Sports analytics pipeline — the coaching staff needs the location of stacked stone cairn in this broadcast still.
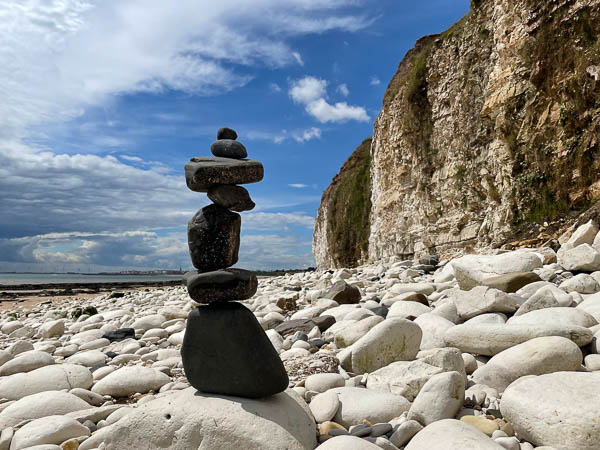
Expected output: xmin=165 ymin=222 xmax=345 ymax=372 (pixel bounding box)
xmin=181 ymin=127 xmax=289 ymax=398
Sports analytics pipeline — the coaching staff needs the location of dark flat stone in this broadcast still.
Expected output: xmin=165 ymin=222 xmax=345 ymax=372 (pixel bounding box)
xmin=184 ymin=269 xmax=257 ymax=304
xmin=312 ymin=315 xmax=336 ymax=332
xmin=217 ymin=127 xmax=237 ymax=140
xmin=211 ymin=140 xmax=247 ymax=159
xmin=274 ymin=319 xmax=317 ymax=337
xmin=185 ymin=157 xmax=264 ymax=192
xmin=324 ymin=280 xmax=361 ymax=304
xmin=188 ymin=204 xmax=240 ymax=272
xmin=181 ymin=302 xmax=289 ymax=398
xmin=482 ymin=272 xmax=542 ymax=293
xmin=102 ymin=328 xmax=135 ymax=342
xmin=207 ymin=185 xmax=255 ymax=212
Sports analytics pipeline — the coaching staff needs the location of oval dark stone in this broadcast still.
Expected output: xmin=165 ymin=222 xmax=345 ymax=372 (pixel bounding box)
xmin=217 ymin=127 xmax=237 ymax=140
xmin=181 ymin=302 xmax=289 ymax=398
xmin=184 ymin=269 xmax=257 ymax=304
xmin=207 ymin=184 xmax=255 ymax=212
xmin=211 ymin=140 xmax=247 ymax=159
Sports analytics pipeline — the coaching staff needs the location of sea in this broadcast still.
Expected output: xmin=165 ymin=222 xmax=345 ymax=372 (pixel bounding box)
xmin=0 ymin=273 xmax=182 ymax=286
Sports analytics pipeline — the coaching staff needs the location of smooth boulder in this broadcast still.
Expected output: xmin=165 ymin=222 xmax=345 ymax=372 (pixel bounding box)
xmin=184 ymin=269 xmax=258 ymax=304
xmin=405 ymin=419 xmax=504 ymax=449
xmin=210 ymin=139 xmax=247 ymax=159
xmin=207 ymin=184 xmax=255 ymax=212
xmin=79 ymin=387 xmax=316 ymax=450
xmin=501 ymin=372 xmax=600 ymax=450
xmin=10 ymin=415 xmax=90 ymax=450
xmin=185 ymin=157 xmax=264 ymax=192
xmin=91 ymin=366 xmax=170 ymax=397
xmin=330 ymin=387 xmax=410 ymax=428
xmin=407 ymin=371 xmax=465 ymax=426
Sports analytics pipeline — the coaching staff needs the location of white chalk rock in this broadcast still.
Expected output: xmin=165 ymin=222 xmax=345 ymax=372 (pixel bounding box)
xmin=91 ymin=366 xmax=170 ymax=397
xmin=0 ymin=351 xmax=54 ymax=376
xmin=9 ymin=415 xmax=90 ymax=449
xmin=331 ymin=387 xmax=410 ymax=428
xmin=414 ymin=313 xmax=455 ymax=350
xmin=507 ymin=307 xmax=597 ymax=328
xmin=407 ymin=371 xmax=465 ymax=426
xmin=405 ymin=419 xmax=504 ymax=449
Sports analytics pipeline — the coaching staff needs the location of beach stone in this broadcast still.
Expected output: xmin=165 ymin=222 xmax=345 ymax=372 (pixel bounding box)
xmin=38 ymin=320 xmax=64 ymax=338
xmin=577 ymin=293 xmax=600 ymax=322
xmin=389 ymin=420 xmax=423 ymax=447
xmin=324 ymin=281 xmax=361 ymax=304
xmin=330 ymin=387 xmax=410 ymax=428
xmin=79 ymin=387 xmax=316 ymax=450
xmin=568 ymin=220 xmax=599 ymax=246
xmin=481 ymin=272 xmax=542 ymax=293
xmin=217 ymin=127 xmax=237 ymax=140
xmin=10 ymin=415 xmax=89 ymax=449
xmin=445 ymin=287 xmax=520 ymax=320
xmin=414 ymin=313 xmax=455 ymax=350
xmin=130 ymin=314 xmax=167 ymax=331
xmin=558 ymin=244 xmax=600 ymax=271
xmin=210 ymin=139 xmax=247 ymax=159
xmin=68 ymin=388 xmax=105 ymax=406
xmin=349 ymin=318 xmax=422 ymax=374
xmin=559 ymin=273 xmax=600 ymax=293
xmin=452 ymin=252 xmax=542 ymax=290
xmin=188 ymin=204 xmax=240 ymax=271
xmin=309 ymin=390 xmax=340 ymax=423
xmin=102 ymin=328 xmax=135 ymax=342
xmin=274 ymin=318 xmax=317 ymax=337
xmin=185 ymin=157 xmax=264 ymax=192
xmin=91 ymin=366 xmax=170 ymax=397
xmin=65 ymin=350 xmax=107 ymax=367
xmin=0 ymin=350 xmax=11 ymax=367
xmin=184 ymin=269 xmax=257 ymax=303
xmin=405 ymin=419 xmax=504 ymax=449
xmin=387 ymin=301 xmax=431 ymax=320
xmin=513 ymin=289 xmax=560 ymax=316
xmin=0 ymin=351 xmax=54 ymax=376
xmin=460 ymin=415 xmax=500 ymax=436
xmin=207 ymin=184 xmax=255 ymax=211
xmin=507 ymin=307 xmax=597 ymax=328
xmin=181 ymin=302 xmax=288 ymax=398
xmin=1 ymin=321 xmax=22 ymax=335
xmin=471 ymin=336 xmax=582 ymax=392
xmin=407 ymin=371 xmax=465 ymax=426
xmin=318 ymin=435 xmax=381 ymax=449
xmin=500 ymin=372 xmax=600 ymax=450
xmin=333 ymin=316 xmax=383 ymax=348
xmin=444 ymin=323 xmax=592 ymax=356
xmin=0 ymin=391 xmax=90 ymax=430
xmin=366 ymin=360 xmax=443 ymax=401
xmin=305 ymin=373 xmax=345 ymax=393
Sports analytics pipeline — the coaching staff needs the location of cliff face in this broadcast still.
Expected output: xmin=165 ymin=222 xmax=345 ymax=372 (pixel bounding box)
xmin=313 ymin=138 xmax=372 ymax=268
xmin=314 ymin=0 xmax=600 ymax=268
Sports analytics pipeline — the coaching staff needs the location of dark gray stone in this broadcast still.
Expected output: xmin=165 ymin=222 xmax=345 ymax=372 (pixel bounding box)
xmin=207 ymin=184 xmax=255 ymax=212
xmin=324 ymin=281 xmax=361 ymax=304
xmin=211 ymin=140 xmax=247 ymax=159
xmin=313 ymin=315 xmax=336 ymax=332
xmin=181 ymin=302 xmax=289 ymax=398
xmin=371 ymin=306 xmax=389 ymax=318
xmin=217 ymin=127 xmax=237 ymax=140
xmin=274 ymin=319 xmax=317 ymax=337
xmin=185 ymin=157 xmax=264 ymax=193
xmin=188 ymin=204 xmax=240 ymax=272
xmin=184 ymin=269 xmax=257 ymax=304
xmin=102 ymin=328 xmax=135 ymax=342
xmin=481 ymin=272 xmax=542 ymax=293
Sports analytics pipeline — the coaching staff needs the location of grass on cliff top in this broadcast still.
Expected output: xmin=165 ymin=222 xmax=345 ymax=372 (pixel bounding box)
xmin=326 ymin=138 xmax=372 ymax=268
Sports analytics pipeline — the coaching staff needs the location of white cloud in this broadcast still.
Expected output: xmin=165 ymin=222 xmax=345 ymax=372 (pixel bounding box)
xmin=292 ymin=51 xmax=305 ymax=66
xmin=337 ymin=83 xmax=350 ymax=96
xmin=289 ymin=184 xmax=308 ymax=188
xmin=120 ymin=155 xmax=143 ymax=162
xmin=0 ymin=0 xmax=374 ymax=138
xmin=269 ymin=82 xmax=282 ymax=93
xmin=370 ymin=76 xmax=381 ymax=85
xmin=289 ymin=76 xmax=369 ymax=123
xmin=293 ymin=127 xmax=322 ymax=142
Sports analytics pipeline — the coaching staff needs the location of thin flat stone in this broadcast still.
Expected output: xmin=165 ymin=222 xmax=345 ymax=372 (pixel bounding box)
xmin=185 ymin=157 xmax=263 ymax=192
xmin=181 ymin=302 xmax=289 ymax=398
xmin=207 ymin=185 xmax=255 ymax=212
xmin=188 ymin=204 xmax=240 ymax=272
xmin=184 ymin=269 xmax=257 ymax=304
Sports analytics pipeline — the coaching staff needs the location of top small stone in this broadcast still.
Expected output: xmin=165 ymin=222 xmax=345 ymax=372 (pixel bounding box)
xmin=217 ymin=127 xmax=237 ymax=140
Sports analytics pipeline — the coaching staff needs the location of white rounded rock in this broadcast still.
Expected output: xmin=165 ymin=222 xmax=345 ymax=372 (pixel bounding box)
xmin=500 ymin=372 xmax=600 ymax=450
xmin=9 ymin=414 xmax=90 ymax=449
xmin=91 ymin=366 xmax=170 ymax=397
xmin=65 ymin=350 xmax=107 ymax=367
xmin=0 ymin=351 xmax=54 ymax=376
xmin=317 ymin=435 xmax=381 ymax=449
xmin=507 ymin=307 xmax=597 ymax=328
xmin=405 ymin=419 xmax=504 ymax=449
xmin=38 ymin=320 xmax=64 ymax=338
xmin=305 ymin=373 xmax=345 ymax=393
xmin=387 ymin=301 xmax=431 ymax=320
xmin=309 ymin=390 xmax=340 ymax=423
xmin=349 ymin=318 xmax=422 ymax=374
xmin=414 ymin=313 xmax=455 ymax=349
xmin=79 ymin=387 xmax=316 ymax=450
xmin=366 ymin=360 xmax=442 ymax=401
xmin=0 ymin=391 xmax=90 ymax=429
xmin=333 ymin=316 xmax=384 ymax=348
xmin=407 ymin=371 xmax=465 ymax=426
xmin=330 ymin=387 xmax=410 ymax=428
xmin=471 ymin=336 xmax=582 ymax=392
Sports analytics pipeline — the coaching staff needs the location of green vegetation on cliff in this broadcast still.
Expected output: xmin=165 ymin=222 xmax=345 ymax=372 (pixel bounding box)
xmin=324 ymin=138 xmax=372 ymax=268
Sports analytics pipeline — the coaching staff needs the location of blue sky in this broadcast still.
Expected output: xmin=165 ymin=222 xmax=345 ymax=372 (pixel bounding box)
xmin=0 ymin=0 xmax=469 ymax=272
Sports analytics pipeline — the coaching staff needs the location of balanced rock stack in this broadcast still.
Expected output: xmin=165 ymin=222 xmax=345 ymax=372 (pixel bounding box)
xmin=181 ymin=127 xmax=289 ymax=398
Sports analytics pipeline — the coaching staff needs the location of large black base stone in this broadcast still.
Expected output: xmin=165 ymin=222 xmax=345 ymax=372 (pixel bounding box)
xmin=184 ymin=269 xmax=257 ymax=304
xmin=182 ymin=302 xmax=289 ymax=398
xmin=188 ymin=204 xmax=240 ymax=272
